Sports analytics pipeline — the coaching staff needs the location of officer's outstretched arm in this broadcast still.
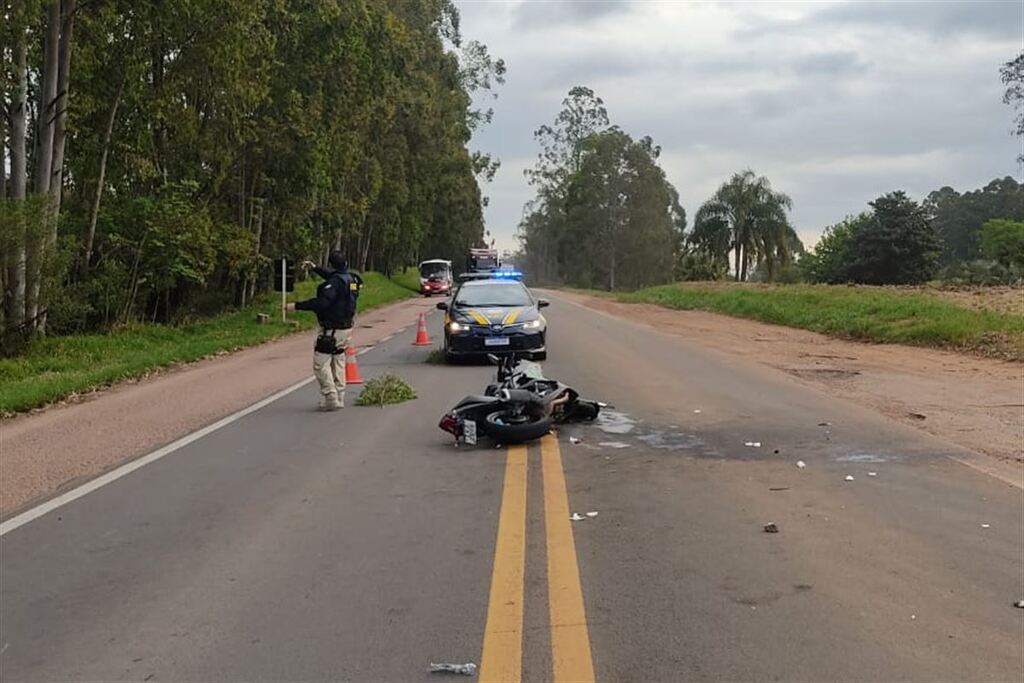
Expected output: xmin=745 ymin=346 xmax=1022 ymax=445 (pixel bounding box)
xmin=294 ymin=280 xmax=337 ymax=313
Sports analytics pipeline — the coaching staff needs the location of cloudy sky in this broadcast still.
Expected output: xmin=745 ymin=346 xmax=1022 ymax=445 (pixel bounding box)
xmin=457 ymin=0 xmax=1023 ymax=252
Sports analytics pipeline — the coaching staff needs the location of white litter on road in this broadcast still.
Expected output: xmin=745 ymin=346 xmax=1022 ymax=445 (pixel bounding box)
xmin=981 ymin=523 xmax=991 ymax=529
xmin=570 ymin=513 xmax=585 ymax=521
xmin=429 ymin=663 xmax=477 ymax=676
xmin=844 ymin=475 xmax=855 ymax=481
xmin=867 ymin=471 xmax=878 ymax=477
xmin=744 ymin=441 xmax=762 ymax=448
xmin=598 ymin=441 xmax=631 ymax=449
xmin=586 ymin=511 xmax=599 ymax=518
xmin=693 ymin=409 xmax=702 ymax=414
xmin=796 ymin=460 xmax=807 ymax=469
xmin=569 ymin=436 xmax=582 ymax=445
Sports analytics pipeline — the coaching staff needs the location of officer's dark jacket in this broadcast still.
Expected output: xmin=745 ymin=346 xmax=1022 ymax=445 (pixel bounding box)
xmin=295 ymin=267 xmax=362 ymax=329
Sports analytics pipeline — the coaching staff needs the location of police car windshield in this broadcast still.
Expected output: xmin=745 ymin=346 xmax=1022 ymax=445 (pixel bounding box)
xmin=455 ymin=282 xmax=532 ymax=307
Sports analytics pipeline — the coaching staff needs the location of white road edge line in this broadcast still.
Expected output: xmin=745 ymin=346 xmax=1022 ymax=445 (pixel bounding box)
xmin=0 ymin=376 xmax=316 ymax=537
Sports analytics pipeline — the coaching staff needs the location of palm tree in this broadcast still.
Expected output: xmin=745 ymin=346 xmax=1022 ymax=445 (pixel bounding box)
xmin=692 ymin=170 xmax=798 ymax=281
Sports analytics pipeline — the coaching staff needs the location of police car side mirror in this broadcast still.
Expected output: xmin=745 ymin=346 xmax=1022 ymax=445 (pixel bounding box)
xmin=537 ymin=299 xmax=550 ymax=308
xmin=436 ymin=301 xmax=448 ymax=310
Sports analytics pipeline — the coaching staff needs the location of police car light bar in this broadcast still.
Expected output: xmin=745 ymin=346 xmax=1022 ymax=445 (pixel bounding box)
xmin=456 ymin=271 xmax=524 ymax=283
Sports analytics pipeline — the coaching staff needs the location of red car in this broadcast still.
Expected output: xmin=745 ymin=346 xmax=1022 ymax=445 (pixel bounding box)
xmin=418 ymin=259 xmax=453 ymax=297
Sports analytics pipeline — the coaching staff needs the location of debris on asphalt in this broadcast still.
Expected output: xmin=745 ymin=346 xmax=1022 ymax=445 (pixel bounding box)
xmin=429 ymin=663 xmax=478 ymax=676
xmin=744 ymin=441 xmax=762 ymax=448
xmin=981 ymin=523 xmax=991 ymax=529
xmin=599 ymin=441 xmax=631 ymax=449
xmin=844 ymin=475 xmax=855 ymax=481
xmin=773 ymin=448 xmax=780 ymax=454
xmin=763 ymin=522 xmax=779 ymax=533
xmin=867 ymin=471 xmax=878 ymax=477
xmin=596 ymin=410 xmax=636 ymax=435
xmin=818 ymin=421 xmax=831 ymax=427
xmin=796 ymin=460 xmax=807 ymax=469
xmin=586 ymin=511 xmax=599 ymax=518
xmin=911 ymin=614 xmax=917 ymax=620
xmin=693 ymin=409 xmax=702 ymax=414
xmin=569 ymin=436 xmax=582 ymax=445
xmin=769 ymin=487 xmax=790 ymax=492
xmin=1013 ymin=600 xmax=1024 ymax=608
xmin=570 ymin=513 xmax=585 ymax=521
xmin=908 ymin=412 xmax=926 ymax=420
xmin=355 ymin=373 xmax=416 ymax=406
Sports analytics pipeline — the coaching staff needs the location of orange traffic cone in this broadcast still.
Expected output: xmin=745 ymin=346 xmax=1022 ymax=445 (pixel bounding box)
xmin=344 ymin=345 xmax=363 ymax=384
xmin=412 ymin=313 xmax=432 ymax=346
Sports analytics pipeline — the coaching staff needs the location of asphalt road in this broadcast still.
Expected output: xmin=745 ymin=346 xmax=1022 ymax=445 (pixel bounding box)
xmin=1 ymin=293 xmax=1022 ymax=682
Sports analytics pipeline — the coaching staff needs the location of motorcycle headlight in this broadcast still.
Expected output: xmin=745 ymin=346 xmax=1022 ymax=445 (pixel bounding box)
xmin=522 ymin=319 xmax=543 ymax=330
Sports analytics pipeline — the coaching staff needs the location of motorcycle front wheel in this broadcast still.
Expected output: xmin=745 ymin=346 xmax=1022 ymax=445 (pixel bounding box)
xmin=480 ymin=408 xmax=553 ymax=444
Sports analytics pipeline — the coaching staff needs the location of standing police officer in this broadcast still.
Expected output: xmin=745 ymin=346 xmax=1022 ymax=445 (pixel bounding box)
xmin=286 ymin=251 xmax=363 ymax=411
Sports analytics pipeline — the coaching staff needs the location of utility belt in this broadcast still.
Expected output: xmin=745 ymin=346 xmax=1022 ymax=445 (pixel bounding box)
xmin=315 ymin=326 xmax=350 ymax=355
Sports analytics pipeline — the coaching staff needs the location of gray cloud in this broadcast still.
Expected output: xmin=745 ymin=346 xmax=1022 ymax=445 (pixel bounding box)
xmin=512 ymin=0 xmax=629 ymax=29
xmin=792 ymin=51 xmax=871 ymax=77
xmin=458 ymin=0 xmax=1022 ymax=250
xmin=809 ymin=0 xmax=1020 ymax=40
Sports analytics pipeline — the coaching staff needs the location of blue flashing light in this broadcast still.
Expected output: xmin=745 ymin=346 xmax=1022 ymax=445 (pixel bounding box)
xmin=493 ymin=270 xmax=523 ymax=279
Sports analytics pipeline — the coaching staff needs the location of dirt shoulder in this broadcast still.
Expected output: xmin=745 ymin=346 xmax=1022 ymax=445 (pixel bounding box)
xmin=0 ymin=296 xmax=439 ymax=515
xmin=555 ymin=290 xmax=1024 ymax=467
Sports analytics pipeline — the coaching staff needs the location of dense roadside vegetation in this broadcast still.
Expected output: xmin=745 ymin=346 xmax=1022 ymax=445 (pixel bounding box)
xmin=601 ymin=283 xmax=1023 ymax=361
xmin=519 ymin=52 xmax=1023 ymax=288
xmin=1 ymin=0 xmax=502 ymax=349
xmin=0 ymin=270 xmax=419 ymax=414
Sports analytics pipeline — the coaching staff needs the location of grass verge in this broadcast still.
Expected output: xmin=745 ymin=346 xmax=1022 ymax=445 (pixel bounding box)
xmin=608 ymin=282 xmax=1024 ymax=361
xmin=0 ymin=270 xmax=419 ymax=414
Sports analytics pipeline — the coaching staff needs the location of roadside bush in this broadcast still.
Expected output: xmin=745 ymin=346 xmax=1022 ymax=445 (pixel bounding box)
xmin=940 ymin=259 xmax=1021 ymax=286
xmin=676 ymin=249 xmax=727 ymax=281
xmin=799 ymin=215 xmax=863 ymax=284
xmin=980 ymin=219 xmax=1024 ymax=271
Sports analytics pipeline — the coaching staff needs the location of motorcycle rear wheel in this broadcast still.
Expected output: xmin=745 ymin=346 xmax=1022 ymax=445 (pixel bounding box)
xmin=480 ymin=409 xmax=553 ymax=444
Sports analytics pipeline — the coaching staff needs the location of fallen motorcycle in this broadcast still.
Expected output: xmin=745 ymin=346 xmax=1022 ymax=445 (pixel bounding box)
xmin=438 ymin=354 xmax=601 ymax=445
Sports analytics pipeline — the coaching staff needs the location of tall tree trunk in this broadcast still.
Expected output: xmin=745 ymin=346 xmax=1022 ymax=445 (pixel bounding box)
xmin=1 ymin=129 xmax=7 ymax=200
xmin=37 ymin=0 xmax=77 ymax=332
xmin=49 ymin=0 xmax=76 ymax=212
xmin=246 ymin=200 xmax=263 ymax=303
xmin=33 ymin=1 xmax=60 ymax=197
xmin=733 ymin=239 xmax=742 ymax=282
xmin=84 ymin=74 xmax=125 ymax=272
xmin=26 ymin=0 xmax=61 ymax=326
xmin=7 ymin=0 xmax=29 ymax=329
xmin=1 ymin=124 xmax=7 ymax=330
xmin=151 ymin=13 xmax=166 ymax=185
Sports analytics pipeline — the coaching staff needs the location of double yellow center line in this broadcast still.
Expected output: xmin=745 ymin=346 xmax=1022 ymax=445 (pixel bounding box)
xmin=479 ymin=434 xmax=595 ymax=683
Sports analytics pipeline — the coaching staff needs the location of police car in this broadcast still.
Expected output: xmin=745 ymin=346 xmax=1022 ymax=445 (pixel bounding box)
xmin=436 ymin=273 xmax=549 ymax=362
